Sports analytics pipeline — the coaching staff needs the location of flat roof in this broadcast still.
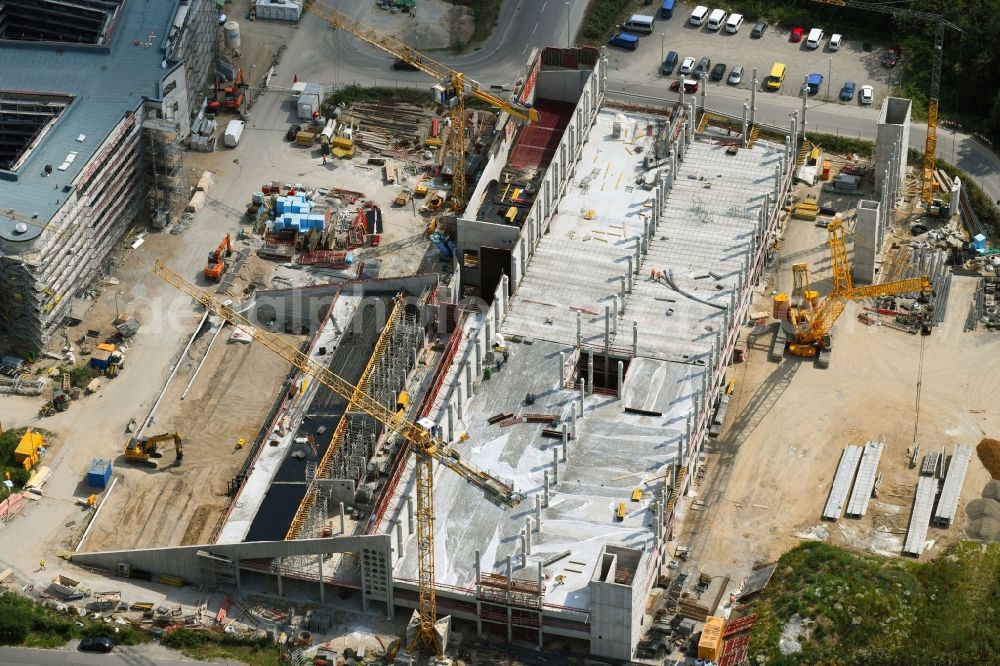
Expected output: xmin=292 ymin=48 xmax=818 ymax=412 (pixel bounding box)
xmin=0 ymin=0 xmax=183 ymax=242
xmin=387 ymin=339 xmax=703 ymax=610
xmin=502 ymin=108 xmax=781 ymax=364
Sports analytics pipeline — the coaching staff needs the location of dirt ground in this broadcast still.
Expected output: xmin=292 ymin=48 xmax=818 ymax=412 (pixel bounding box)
xmin=347 ymin=0 xmax=474 ymax=51
xmin=677 ymin=167 xmax=1000 ymax=583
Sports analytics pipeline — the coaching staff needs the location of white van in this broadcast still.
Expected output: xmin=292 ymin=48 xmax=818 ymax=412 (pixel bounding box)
xmin=806 ymin=28 xmax=824 ymax=49
xmin=689 ymin=5 xmax=708 ymax=26
xmin=829 ymin=33 xmax=843 ymax=51
xmin=706 ymin=8 xmax=727 ymax=31
xmin=725 ymin=13 xmax=744 ymax=33
xmin=623 ymin=14 xmax=655 ymax=34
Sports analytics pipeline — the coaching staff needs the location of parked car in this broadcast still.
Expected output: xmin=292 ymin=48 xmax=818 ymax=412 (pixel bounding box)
xmin=829 ymin=33 xmax=843 ymax=51
xmin=728 ymin=65 xmax=744 ymax=85
xmin=709 ymin=63 xmax=727 ymax=81
xmin=670 ymin=78 xmax=699 ymax=93
xmin=883 ymin=45 xmax=901 ymax=67
xmin=679 ymin=56 xmax=696 ymax=75
xmin=392 ymin=59 xmax=419 ymax=71
xmin=661 ymin=50 xmax=679 ymax=75
xmin=694 ymin=56 xmax=711 ymax=79
xmin=805 ymin=72 xmax=823 ymax=95
xmin=790 ymin=26 xmax=805 ymax=42
xmin=79 ymin=637 xmax=114 ymax=653
xmin=860 ymin=85 xmax=874 ymax=105
xmin=285 ymin=124 xmax=301 ymax=141
xmin=750 ymin=21 xmax=768 ymax=38
xmin=840 ymin=81 xmax=856 ymax=101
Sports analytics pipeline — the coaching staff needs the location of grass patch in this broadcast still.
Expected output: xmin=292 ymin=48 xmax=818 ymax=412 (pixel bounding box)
xmin=161 ymin=628 xmax=279 ymax=666
xmin=321 ymin=85 xmax=431 ymax=116
xmin=0 ymin=593 xmax=147 ymax=649
xmin=748 ymin=541 xmax=1000 ymax=664
xmin=0 ymin=427 xmax=33 ymax=501
xmin=806 ymin=132 xmax=875 ymax=159
xmin=578 ymin=0 xmax=635 ymax=45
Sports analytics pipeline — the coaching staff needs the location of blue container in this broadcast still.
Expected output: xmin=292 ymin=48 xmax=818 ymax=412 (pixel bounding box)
xmin=87 ymin=458 xmax=112 ymax=488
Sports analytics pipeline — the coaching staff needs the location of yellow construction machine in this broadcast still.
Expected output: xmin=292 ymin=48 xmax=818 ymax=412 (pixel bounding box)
xmin=776 ymin=218 xmax=933 ymax=367
xmin=124 ymin=432 xmax=183 ymax=468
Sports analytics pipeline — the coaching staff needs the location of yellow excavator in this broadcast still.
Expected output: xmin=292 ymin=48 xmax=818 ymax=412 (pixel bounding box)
xmin=124 ymin=432 xmax=183 ymax=468
xmin=776 ymin=217 xmax=933 ymax=367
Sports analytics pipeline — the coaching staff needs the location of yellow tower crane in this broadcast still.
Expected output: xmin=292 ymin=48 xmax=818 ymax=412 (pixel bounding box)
xmin=153 ymin=261 xmax=523 ymax=656
xmin=814 ymin=0 xmax=960 ymax=206
xmin=780 ymin=218 xmax=933 ymax=365
xmin=305 ymin=0 xmax=539 ymax=212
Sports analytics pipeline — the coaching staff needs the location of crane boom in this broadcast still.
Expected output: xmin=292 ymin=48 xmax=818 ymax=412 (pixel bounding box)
xmin=305 ymin=0 xmax=538 ymax=210
xmin=814 ymin=0 xmax=960 ymax=205
xmin=153 ymin=260 xmax=525 ymax=654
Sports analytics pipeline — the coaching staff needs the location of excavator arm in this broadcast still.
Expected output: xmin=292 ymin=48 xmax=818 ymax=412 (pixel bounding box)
xmin=153 ymin=260 xmax=523 ymax=507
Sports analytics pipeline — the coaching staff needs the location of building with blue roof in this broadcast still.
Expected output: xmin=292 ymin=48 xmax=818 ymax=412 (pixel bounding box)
xmin=0 ymin=0 xmax=218 ymax=354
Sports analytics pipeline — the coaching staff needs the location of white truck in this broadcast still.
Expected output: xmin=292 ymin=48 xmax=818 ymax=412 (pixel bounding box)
xmin=223 ymin=120 xmax=245 ymax=148
xmin=297 ymin=83 xmax=323 ymax=120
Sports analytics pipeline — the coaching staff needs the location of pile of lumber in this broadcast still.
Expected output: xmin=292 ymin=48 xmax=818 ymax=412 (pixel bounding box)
xmin=341 ymin=102 xmax=429 ymax=154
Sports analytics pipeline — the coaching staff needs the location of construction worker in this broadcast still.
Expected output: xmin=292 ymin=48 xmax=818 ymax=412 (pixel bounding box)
xmin=322 ymin=155 xmax=327 ymax=165
xmin=39 ymin=558 xmax=45 ymax=570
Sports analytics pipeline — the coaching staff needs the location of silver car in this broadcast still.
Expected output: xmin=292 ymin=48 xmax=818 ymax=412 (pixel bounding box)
xmin=728 ymin=65 xmax=744 ymax=85
xmin=679 ymin=56 xmax=696 ymax=75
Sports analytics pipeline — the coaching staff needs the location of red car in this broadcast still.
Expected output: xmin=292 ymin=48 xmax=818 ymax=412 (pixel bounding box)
xmin=790 ymin=26 xmax=805 ymax=42
xmin=670 ymin=78 xmax=699 ymax=93
xmin=883 ymin=46 xmax=902 ymax=68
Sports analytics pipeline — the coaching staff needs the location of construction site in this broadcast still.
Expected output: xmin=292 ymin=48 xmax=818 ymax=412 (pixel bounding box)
xmin=1 ymin=2 xmax=1000 ymax=665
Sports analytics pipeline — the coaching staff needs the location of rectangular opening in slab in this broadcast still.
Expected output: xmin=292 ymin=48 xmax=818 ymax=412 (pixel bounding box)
xmin=0 ymin=91 xmax=73 ymax=171
xmin=576 ymin=350 xmax=631 ymax=392
xmin=0 ymin=0 xmax=125 ymax=45
xmin=884 ymin=98 xmax=911 ymax=125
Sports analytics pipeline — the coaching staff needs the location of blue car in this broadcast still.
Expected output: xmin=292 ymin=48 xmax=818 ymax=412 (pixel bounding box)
xmin=840 ymin=81 xmax=856 ymax=101
xmin=806 ymin=72 xmax=823 ymax=95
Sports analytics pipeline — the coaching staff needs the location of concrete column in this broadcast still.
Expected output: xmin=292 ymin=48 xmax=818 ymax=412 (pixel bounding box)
xmin=587 ymin=350 xmax=594 ymax=394
xmin=632 ymin=321 xmax=638 ymax=357
xmin=407 ymin=497 xmax=415 ymax=535
xmin=475 ymin=549 xmax=483 ymax=636
xmin=579 ymin=379 xmax=586 ymax=416
xmin=525 ymin=519 xmax=532 ymax=555
xmin=535 ymin=495 xmax=542 ymax=532
xmin=447 ymin=404 xmax=454 ymax=439
xmin=742 ymin=103 xmax=749 ymax=147
xmin=774 ymin=165 xmax=782 ymax=206
xmin=485 ymin=318 xmax=492 ymax=351
xmin=456 ymin=383 xmax=464 ymax=421
xmin=276 ymin=556 xmax=283 ymax=597
xmin=475 ymin=337 xmax=482 ymax=375
xmin=519 ymin=535 xmax=528 ymax=568
xmin=750 ymin=67 xmax=758 ymax=126
xmin=571 ymin=409 xmax=577 ymax=440
xmin=559 ymin=352 xmax=566 ymax=389
xmin=506 ymin=555 xmax=513 ymax=602
xmin=465 ymin=361 xmax=473 ymax=397
xmin=318 ymin=555 xmax=325 ymax=603
xmin=576 ymin=312 xmax=582 ymax=347
xmin=563 ymin=442 xmax=569 ymax=462
xmin=396 ymin=521 xmax=404 ymax=555
xmin=604 ymin=306 xmax=611 ymax=363
xmin=552 ymin=448 xmax=559 ymax=484
xmin=617 ymin=361 xmax=624 ymax=399
xmin=635 ymin=237 xmax=641 ymax=267
xmin=340 ymin=501 xmax=346 ymax=534
xmin=493 ymin=299 xmax=501 ymax=335
xmin=800 ymin=78 xmax=809 ymax=141
xmin=501 ymin=275 xmax=509 ymax=313
xmin=561 ymin=424 xmax=568 ymax=452
xmin=627 ymin=269 xmax=633 ymax=294
xmin=544 ymin=471 xmax=550 ymax=506
xmin=612 ymin=298 xmax=619 ymax=333
xmin=620 ymin=275 xmax=627 ymax=301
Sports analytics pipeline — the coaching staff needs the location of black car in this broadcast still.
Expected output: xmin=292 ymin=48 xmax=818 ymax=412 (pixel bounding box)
xmin=694 ymin=56 xmax=711 ymax=79
xmin=750 ymin=21 xmax=768 ymax=38
xmin=392 ymin=59 xmax=419 ymax=71
xmin=79 ymin=636 xmax=114 ymax=653
xmin=661 ymin=50 xmax=679 ymax=76
xmin=709 ymin=63 xmax=727 ymax=81
xmin=285 ymin=124 xmax=301 ymax=141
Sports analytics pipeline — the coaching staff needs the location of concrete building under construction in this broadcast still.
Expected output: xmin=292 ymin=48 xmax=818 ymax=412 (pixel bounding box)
xmin=0 ymin=0 xmax=217 ymax=355
xmin=71 ymin=46 xmax=796 ymax=660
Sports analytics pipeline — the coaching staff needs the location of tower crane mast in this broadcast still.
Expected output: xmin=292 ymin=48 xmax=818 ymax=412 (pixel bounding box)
xmin=153 ymin=261 xmax=524 ymax=655
xmin=814 ymin=0 xmax=960 ymax=205
xmin=305 ymin=0 xmax=539 ymax=211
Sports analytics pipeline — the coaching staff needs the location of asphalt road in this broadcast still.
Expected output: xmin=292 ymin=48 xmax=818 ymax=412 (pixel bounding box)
xmin=289 ymin=0 xmax=999 ymax=207
xmin=0 ymin=646 xmax=224 ymax=665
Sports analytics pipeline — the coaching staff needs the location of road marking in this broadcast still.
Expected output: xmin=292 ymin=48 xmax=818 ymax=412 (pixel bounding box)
xmin=532 ymin=22 xmax=538 ymax=35
xmin=541 ymin=0 xmax=548 ymax=11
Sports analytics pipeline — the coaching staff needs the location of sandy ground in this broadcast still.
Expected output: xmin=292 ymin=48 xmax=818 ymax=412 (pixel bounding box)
xmin=677 ymin=171 xmax=1000 ymax=583
xmin=348 ymin=0 xmax=474 ymax=51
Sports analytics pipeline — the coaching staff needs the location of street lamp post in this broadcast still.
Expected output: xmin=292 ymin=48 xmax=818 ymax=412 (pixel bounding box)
xmin=661 ymin=33 xmax=664 ymax=74
xmin=826 ymin=57 xmax=832 ymax=100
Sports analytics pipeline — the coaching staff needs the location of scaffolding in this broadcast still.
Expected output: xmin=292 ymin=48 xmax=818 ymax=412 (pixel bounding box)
xmin=142 ymin=118 xmax=185 ymax=228
xmin=164 ymin=0 xmax=219 ymax=112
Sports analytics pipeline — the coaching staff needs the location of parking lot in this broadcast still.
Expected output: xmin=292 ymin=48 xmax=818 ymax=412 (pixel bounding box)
xmin=605 ymin=8 xmax=898 ymax=109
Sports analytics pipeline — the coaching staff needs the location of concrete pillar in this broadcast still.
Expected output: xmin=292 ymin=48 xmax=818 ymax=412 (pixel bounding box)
xmin=587 ymin=350 xmax=594 ymax=394
xmin=465 ymin=362 xmax=473 ymax=397
xmin=612 ymin=298 xmax=619 ymax=333
xmin=559 ymin=352 xmax=566 ymax=389
xmin=561 ymin=424 xmax=568 ymax=451
xmin=525 ymin=519 xmax=532 ymax=554
xmin=485 ymin=318 xmax=492 ymax=351
xmin=571 ymin=409 xmax=577 ymax=440
xmin=627 ymin=269 xmax=633 ymax=294
xmin=318 ymin=555 xmax=325 ymax=602
xmin=475 ymin=338 xmax=482 ymax=375
xmin=579 ymin=379 xmax=586 ymax=416
xmin=475 ymin=549 xmax=483 ymax=635
xmin=519 ymin=535 xmax=528 ymax=568
xmin=456 ymin=383 xmax=464 ymax=421
xmin=774 ymin=165 xmax=782 ymax=206
xmin=493 ymin=299 xmax=501 ymax=335
xmin=276 ymin=556 xmax=283 ymax=597
xmin=501 ymin=275 xmax=509 ymax=313
xmin=635 ymin=237 xmax=641 ymax=267
xmin=604 ymin=306 xmax=611 ymax=362
xmin=800 ymin=77 xmax=809 ymax=141
xmin=617 ymin=361 xmax=624 ymax=399
xmin=535 ymin=495 xmax=542 ymax=532
xmin=447 ymin=404 xmax=454 ymax=439
xmin=576 ymin=312 xmax=582 ymax=347
xmin=632 ymin=321 xmax=638 ymax=357
xmin=340 ymin=501 xmax=346 ymax=534
xmin=742 ymin=103 xmax=749 ymax=147
xmin=407 ymin=497 xmax=415 ymax=535
xmin=620 ymin=275 xmax=627 ymax=301
xmin=544 ymin=471 xmax=550 ymax=506
xmin=552 ymin=448 xmax=559 ymax=484
xmin=750 ymin=67 xmax=758 ymax=126
xmin=396 ymin=521 xmax=404 ymax=555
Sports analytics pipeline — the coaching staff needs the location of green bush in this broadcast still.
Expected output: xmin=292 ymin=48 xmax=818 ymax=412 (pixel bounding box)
xmin=806 ymin=132 xmax=875 ymax=159
xmin=444 ymin=0 xmax=503 ymax=44
xmin=0 ymin=607 xmax=32 ymax=645
xmin=579 ymin=0 xmax=633 ymax=44
xmin=321 ymin=85 xmax=432 ymax=117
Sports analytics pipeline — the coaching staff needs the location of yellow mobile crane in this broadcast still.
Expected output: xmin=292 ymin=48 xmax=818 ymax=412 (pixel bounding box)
xmin=305 ymin=0 xmax=539 ymax=211
xmin=814 ymin=0 xmax=960 ymax=206
xmin=779 ymin=218 xmax=932 ymax=366
xmin=153 ymin=261 xmax=523 ymax=656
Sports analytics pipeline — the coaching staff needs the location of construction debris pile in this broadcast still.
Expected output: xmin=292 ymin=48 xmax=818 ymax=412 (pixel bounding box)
xmin=966 ymin=480 xmax=1000 ymax=542
xmin=340 ymin=102 xmax=439 ymax=157
xmin=966 ymin=277 xmax=1000 ymax=331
